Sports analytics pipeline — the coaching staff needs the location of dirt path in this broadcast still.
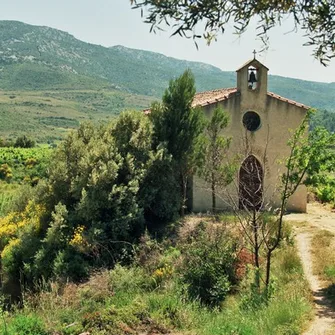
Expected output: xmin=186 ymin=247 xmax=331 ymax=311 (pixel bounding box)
xmin=285 ymin=203 xmax=335 ymax=335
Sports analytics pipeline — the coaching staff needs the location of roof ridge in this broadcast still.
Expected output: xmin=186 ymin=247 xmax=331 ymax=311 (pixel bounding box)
xmin=267 ymin=91 xmax=310 ymax=109
xmin=145 ymin=88 xmax=309 ymax=113
xmin=192 ymin=87 xmax=238 ymax=107
xmin=195 ymin=87 xmax=236 ymax=95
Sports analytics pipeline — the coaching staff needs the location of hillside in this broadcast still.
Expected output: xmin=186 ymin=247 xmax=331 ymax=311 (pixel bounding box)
xmin=0 ymin=89 xmax=152 ymax=143
xmin=0 ymin=20 xmax=231 ymax=95
xmin=0 ymin=20 xmax=335 ymax=142
xmin=1 ymin=21 xmax=335 ymax=105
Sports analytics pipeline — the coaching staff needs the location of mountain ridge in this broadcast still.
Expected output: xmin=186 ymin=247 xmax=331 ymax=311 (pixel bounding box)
xmin=3 ymin=20 xmax=333 ymax=84
xmin=0 ymin=20 xmax=334 ymax=111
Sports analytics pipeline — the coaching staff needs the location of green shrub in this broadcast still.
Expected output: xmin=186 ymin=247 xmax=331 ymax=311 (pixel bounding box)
xmin=324 ymin=265 xmax=335 ymax=280
xmin=1 ymin=226 xmax=42 ymax=299
xmin=316 ymin=183 xmax=335 ymax=203
xmin=53 ymin=249 xmax=89 ymax=282
xmin=0 ymin=164 xmax=12 ymax=181
xmin=14 ymin=135 xmax=35 ymax=148
xmin=180 ymin=223 xmax=239 ymax=307
xmin=8 ymin=314 xmax=47 ymax=335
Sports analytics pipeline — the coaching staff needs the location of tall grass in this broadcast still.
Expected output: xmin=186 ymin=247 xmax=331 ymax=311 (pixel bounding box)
xmin=190 ymin=246 xmax=312 ymax=335
xmin=311 ymin=230 xmax=335 ymax=281
xmin=0 ymin=241 xmax=312 ymax=335
xmin=311 ymin=230 xmax=335 ymax=306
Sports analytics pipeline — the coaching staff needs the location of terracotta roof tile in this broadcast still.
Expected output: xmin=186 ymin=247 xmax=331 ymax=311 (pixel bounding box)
xmin=192 ymin=88 xmax=238 ymax=107
xmin=267 ymin=92 xmax=310 ymax=110
xmin=143 ymin=88 xmax=309 ymax=113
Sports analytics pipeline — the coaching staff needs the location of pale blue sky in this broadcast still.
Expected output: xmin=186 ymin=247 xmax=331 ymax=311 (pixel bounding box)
xmin=1 ymin=0 xmax=335 ymax=83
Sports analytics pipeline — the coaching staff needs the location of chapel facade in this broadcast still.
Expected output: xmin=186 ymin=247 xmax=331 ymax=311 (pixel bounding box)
xmin=191 ymin=58 xmax=309 ymax=213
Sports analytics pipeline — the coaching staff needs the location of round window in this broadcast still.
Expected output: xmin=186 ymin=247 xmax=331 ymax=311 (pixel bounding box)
xmin=243 ymin=111 xmax=261 ymax=131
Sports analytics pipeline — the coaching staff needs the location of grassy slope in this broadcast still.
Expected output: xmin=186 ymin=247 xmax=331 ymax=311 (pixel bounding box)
xmin=0 ymin=89 xmax=153 ymax=143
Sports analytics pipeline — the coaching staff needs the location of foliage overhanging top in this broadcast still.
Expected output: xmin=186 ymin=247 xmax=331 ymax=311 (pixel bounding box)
xmin=131 ymin=0 xmax=335 ymax=65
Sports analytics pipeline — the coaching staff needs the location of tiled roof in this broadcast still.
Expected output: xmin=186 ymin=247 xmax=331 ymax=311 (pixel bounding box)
xmin=144 ymin=88 xmax=309 ymax=112
xmin=267 ymin=92 xmax=310 ymax=109
xmin=193 ymin=88 xmax=309 ymax=109
xmin=192 ymin=88 xmax=238 ymax=107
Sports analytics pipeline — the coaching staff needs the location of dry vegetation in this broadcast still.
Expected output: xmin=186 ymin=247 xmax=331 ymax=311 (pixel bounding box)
xmin=0 ymin=216 xmax=313 ymax=335
xmin=311 ymin=230 xmax=335 ymax=307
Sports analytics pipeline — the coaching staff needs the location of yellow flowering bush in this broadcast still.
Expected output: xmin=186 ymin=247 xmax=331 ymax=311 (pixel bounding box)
xmin=69 ymin=225 xmax=90 ymax=252
xmin=152 ymin=265 xmax=173 ymax=286
xmin=0 ymin=212 xmax=23 ymax=239
xmin=0 ymin=202 xmax=46 ymax=295
xmin=1 ymin=238 xmax=20 ymax=261
xmin=0 ymin=201 xmax=45 ymax=249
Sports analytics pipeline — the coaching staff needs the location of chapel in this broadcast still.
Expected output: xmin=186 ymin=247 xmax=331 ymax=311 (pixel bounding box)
xmin=190 ymin=57 xmax=309 ymax=213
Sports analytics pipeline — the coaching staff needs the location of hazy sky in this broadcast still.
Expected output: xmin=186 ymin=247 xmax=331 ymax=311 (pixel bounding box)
xmin=1 ymin=0 xmax=335 ymax=83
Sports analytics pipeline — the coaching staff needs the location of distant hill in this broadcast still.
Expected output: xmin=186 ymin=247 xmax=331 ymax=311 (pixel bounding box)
xmin=1 ymin=21 xmax=335 ymax=107
xmin=0 ymin=20 xmax=232 ymax=95
xmin=0 ymin=20 xmax=334 ymax=142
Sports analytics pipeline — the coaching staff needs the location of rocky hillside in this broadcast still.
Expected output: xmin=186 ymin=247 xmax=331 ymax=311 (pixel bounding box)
xmin=0 ymin=21 xmax=232 ymax=95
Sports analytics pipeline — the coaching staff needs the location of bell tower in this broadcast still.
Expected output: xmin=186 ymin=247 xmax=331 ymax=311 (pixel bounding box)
xmin=236 ymin=53 xmax=268 ymax=97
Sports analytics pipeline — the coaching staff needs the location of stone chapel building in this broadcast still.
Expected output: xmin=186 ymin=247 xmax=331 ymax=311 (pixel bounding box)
xmin=190 ymin=57 xmax=309 ymax=213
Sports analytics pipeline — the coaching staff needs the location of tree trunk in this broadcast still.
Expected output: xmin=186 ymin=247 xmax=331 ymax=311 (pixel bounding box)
xmin=180 ymin=172 xmax=187 ymax=216
xmin=265 ymin=250 xmax=272 ymax=288
xmin=252 ymin=209 xmax=260 ymax=289
xmin=211 ymin=173 xmax=216 ymax=213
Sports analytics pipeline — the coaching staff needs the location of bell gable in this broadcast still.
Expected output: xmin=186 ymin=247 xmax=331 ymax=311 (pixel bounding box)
xmin=236 ymin=58 xmax=268 ymax=97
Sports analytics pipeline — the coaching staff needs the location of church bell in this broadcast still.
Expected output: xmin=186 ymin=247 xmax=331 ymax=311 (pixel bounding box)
xmin=248 ymin=70 xmax=257 ymax=84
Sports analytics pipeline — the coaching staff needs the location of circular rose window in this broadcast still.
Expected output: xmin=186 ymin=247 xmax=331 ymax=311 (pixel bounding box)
xmin=243 ymin=111 xmax=261 ymax=131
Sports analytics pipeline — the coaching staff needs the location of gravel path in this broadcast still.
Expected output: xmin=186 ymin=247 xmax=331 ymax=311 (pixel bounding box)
xmin=285 ymin=203 xmax=335 ymax=335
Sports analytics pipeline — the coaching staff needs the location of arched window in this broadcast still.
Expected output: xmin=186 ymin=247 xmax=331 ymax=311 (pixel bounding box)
xmin=239 ymin=155 xmax=263 ymax=210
